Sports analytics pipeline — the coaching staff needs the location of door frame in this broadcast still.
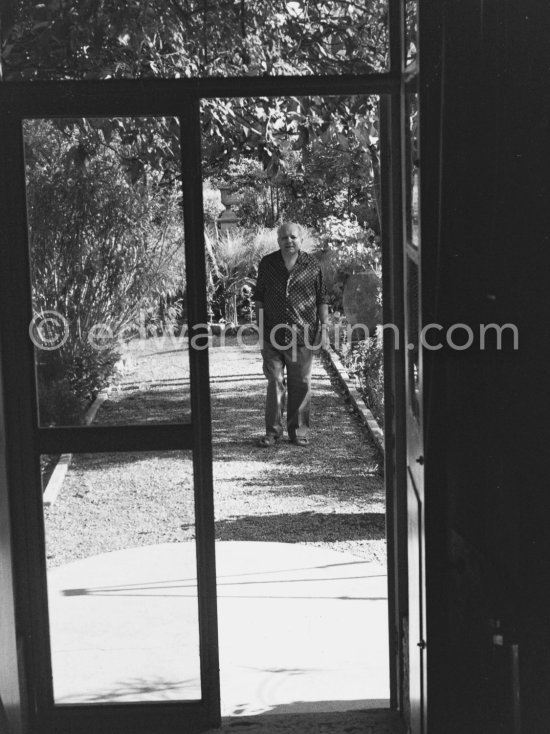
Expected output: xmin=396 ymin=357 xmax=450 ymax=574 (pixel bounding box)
xmin=0 ymin=85 xmax=222 ymax=734
xmin=0 ymin=36 xmax=411 ymax=734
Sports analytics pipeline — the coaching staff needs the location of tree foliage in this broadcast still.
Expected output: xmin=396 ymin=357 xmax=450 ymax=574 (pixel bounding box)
xmin=5 ymin=0 xmax=386 ymax=358
xmin=2 ymin=1 xmax=385 ymax=230
xmin=203 ymin=93 xmax=380 ymax=235
xmin=2 ymin=0 xmax=387 ymax=80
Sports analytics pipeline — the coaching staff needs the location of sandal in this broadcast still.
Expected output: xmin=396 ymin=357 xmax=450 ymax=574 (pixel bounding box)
xmin=257 ymin=434 xmax=280 ymax=448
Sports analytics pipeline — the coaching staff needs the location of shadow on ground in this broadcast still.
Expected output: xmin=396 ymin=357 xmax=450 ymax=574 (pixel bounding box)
xmin=97 ymin=388 xmax=191 ymax=425
xmin=215 ymin=512 xmax=385 ymax=543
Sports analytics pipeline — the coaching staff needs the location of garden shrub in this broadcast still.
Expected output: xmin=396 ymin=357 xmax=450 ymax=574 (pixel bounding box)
xmin=37 ymin=375 xmax=85 ymax=427
xmin=205 ymin=225 xmax=280 ymax=325
xmin=36 ymin=342 xmax=119 ymax=425
xmin=25 ymin=119 xmax=184 ymax=422
xmin=315 ymin=214 xmax=381 ymax=312
xmin=342 ymin=336 xmax=385 ymax=429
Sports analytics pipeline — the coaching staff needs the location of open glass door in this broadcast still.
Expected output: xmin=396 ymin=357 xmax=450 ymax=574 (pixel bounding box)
xmin=0 ymin=82 xmax=220 ymax=734
xmin=404 ymin=89 xmax=426 ymax=733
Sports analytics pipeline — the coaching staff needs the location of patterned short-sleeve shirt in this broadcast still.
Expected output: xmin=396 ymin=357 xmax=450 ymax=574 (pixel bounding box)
xmin=253 ymin=250 xmax=329 ymax=345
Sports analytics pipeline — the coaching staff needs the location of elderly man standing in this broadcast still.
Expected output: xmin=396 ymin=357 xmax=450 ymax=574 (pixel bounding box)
xmin=253 ymin=222 xmax=330 ymax=447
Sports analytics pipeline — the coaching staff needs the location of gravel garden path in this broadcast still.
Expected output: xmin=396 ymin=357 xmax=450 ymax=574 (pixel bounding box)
xmin=44 ymin=335 xmax=386 ymax=569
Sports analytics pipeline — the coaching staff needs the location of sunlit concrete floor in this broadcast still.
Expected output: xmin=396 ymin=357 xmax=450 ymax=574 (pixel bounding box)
xmin=48 ymin=541 xmax=390 ymax=717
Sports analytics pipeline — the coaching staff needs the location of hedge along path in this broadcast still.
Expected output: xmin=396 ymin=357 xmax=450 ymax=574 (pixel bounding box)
xmin=43 ymin=334 xmax=386 ymax=569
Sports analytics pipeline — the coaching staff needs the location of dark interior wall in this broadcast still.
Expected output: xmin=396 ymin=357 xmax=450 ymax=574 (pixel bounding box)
xmin=502 ymin=5 xmax=550 ymax=732
xmin=422 ymin=1 xmax=550 ymax=732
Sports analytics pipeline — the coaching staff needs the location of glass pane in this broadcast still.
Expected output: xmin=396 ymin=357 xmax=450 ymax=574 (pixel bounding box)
xmin=203 ymin=94 xmax=389 ymax=715
xmin=23 ymin=117 xmax=191 ymax=427
xmin=42 ymin=450 xmax=201 ymax=703
xmin=4 ymin=0 xmax=389 ymax=80
xmin=405 ymin=92 xmax=420 ymax=419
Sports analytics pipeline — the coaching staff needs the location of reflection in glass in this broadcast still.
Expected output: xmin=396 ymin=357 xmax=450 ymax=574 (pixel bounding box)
xmin=23 ymin=117 xmax=190 ymax=427
xmin=405 ymin=95 xmax=420 ymax=249
xmin=406 ymin=255 xmax=420 ymax=419
xmin=409 ymin=110 xmax=420 ymax=249
xmin=405 ymin=0 xmax=418 ymax=67
xmin=4 ymin=0 xmax=389 ymax=81
xmin=405 ymin=93 xmax=420 ymax=419
xmin=43 ymin=450 xmax=200 ymax=703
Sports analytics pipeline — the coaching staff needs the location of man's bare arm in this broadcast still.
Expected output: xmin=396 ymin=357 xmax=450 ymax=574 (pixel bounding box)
xmin=318 ymin=304 xmax=330 ymax=349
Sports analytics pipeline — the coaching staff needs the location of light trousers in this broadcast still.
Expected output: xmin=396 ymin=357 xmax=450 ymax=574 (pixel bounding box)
xmin=260 ymin=341 xmax=314 ymax=440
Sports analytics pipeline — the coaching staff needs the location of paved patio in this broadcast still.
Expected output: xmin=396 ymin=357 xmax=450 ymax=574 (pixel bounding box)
xmin=48 ymin=541 xmax=389 ymax=715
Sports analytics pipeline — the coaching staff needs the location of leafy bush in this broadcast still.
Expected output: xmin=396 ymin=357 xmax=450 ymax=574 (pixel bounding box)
xmin=342 ymin=336 xmax=384 ymax=429
xmin=205 ymin=227 xmax=265 ymax=324
xmin=25 ymin=118 xmax=184 ymax=421
xmin=37 ymin=375 xmax=86 ymax=427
